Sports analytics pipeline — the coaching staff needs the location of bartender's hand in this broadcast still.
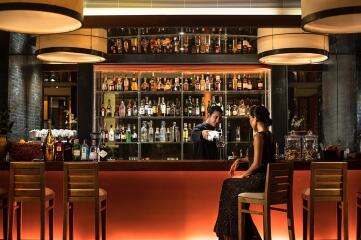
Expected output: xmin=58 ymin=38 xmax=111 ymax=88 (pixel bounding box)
xmin=201 ymin=130 xmax=209 ymax=140
xmin=229 ymin=159 xmax=240 ymax=177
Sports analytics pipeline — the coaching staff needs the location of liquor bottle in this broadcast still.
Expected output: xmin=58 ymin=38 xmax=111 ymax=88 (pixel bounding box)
xmin=164 ymin=79 xmax=172 ymax=91
xmin=126 ymin=125 xmax=132 ymax=143
xmin=205 ymin=76 xmax=211 ymax=91
xmin=101 ymin=102 xmax=106 ymax=117
xmin=155 ymin=128 xmax=160 ymax=142
xmin=148 ymin=121 xmax=154 ymax=142
xmin=237 ymin=38 xmax=242 ymax=53
xmin=157 ymin=78 xmax=163 ymax=91
xmin=248 ymin=78 xmax=253 ymax=90
xmin=114 ymin=105 xmax=119 ymax=117
xmin=175 ymin=99 xmax=181 ymax=116
xmin=150 ymin=76 xmax=156 ymax=91
xmin=174 ymin=36 xmax=180 ymax=53
xmin=170 ymin=102 xmax=176 ymax=116
xmin=166 ymin=101 xmax=171 ymax=116
xmin=188 ymin=96 xmax=193 ymax=116
xmin=258 ymin=77 xmax=264 ymax=90
xmin=175 ymin=126 xmax=180 ymax=143
xmin=109 ymin=125 xmax=115 ymax=142
xmin=200 ymin=75 xmax=206 ymax=91
xmin=72 ymin=138 xmax=81 ymax=161
xmin=54 ymin=137 xmax=64 ymax=161
xmin=161 ymin=97 xmax=166 ymax=116
xmin=215 ymin=75 xmax=222 ymax=91
xmin=201 ymin=97 xmax=206 ymax=116
xmin=218 ymin=96 xmax=224 ymax=111
xmin=107 ymin=76 xmax=114 ymax=91
xmin=237 ymin=75 xmax=243 ymax=91
xmin=141 ymin=121 xmax=148 ymax=142
xmin=98 ymin=142 xmax=108 ymax=161
xmin=242 ymin=74 xmax=248 ymax=90
xmin=174 ymin=77 xmax=180 ymax=91
xmin=141 ymin=78 xmax=149 ymax=91
xmin=236 ymin=126 xmax=241 ymax=141
xmin=132 ymin=125 xmax=138 ymax=142
xmin=123 ymin=38 xmax=129 ymax=53
xmin=127 ymin=101 xmax=132 ymax=117
xmin=225 ymin=104 xmax=231 ymax=116
xmin=183 ymin=78 xmax=189 ymax=91
xmin=183 ymin=123 xmax=189 ymax=142
xmin=81 ymin=139 xmax=89 ymax=160
xmin=119 ymin=100 xmax=126 ymax=118
xmin=44 ymin=120 xmax=55 ymax=161
xmin=232 ymin=101 xmax=239 ymax=116
xmin=89 ymin=139 xmax=98 ymax=161
xmin=227 ymin=75 xmax=233 ymax=90
xmin=131 ymin=37 xmax=138 ymax=53
xmin=104 ymin=122 xmax=108 ymax=142
xmin=195 ymin=98 xmax=200 ymax=116
xmin=120 ymin=126 xmax=126 ymax=142
xmin=160 ymin=121 xmax=166 ymax=142
xmin=239 ymin=100 xmax=246 ymax=116
xmin=131 ymin=77 xmax=138 ymax=91
xmin=106 ymin=99 xmax=112 ymax=117
xmin=132 ymin=101 xmax=138 ymax=116
xmin=123 ymin=76 xmax=129 ymax=91
xmin=102 ymin=76 xmax=108 ymax=91
xmin=139 ymin=100 xmax=145 ymax=116
xmin=144 ymin=97 xmax=149 ymax=115
xmin=232 ymin=74 xmax=238 ymax=91
xmin=115 ymin=124 xmax=121 ymax=142
xmin=169 ymin=126 xmax=174 ymax=142
xmin=116 ymin=77 xmax=123 ymax=91
xmin=194 ymin=76 xmax=200 ymax=91
xmin=152 ymin=99 xmax=158 ymax=116
xmin=63 ymin=138 xmax=73 ymax=161
xmin=184 ymin=99 xmax=189 ymax=116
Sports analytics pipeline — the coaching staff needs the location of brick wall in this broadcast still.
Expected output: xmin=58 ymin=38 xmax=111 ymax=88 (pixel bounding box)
xmin=8 ymin=33 xmax=42 ymax=140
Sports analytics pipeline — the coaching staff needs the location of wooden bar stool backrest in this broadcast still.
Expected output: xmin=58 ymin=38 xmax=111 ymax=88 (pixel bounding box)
xmin=9 ymin=162 xmax=45 ymax=202
xmin=64 ymin=162 xmax=99 ymax=203
xmin=310 ymin=162 xmax=347 ymax=202
xmin=265 ymin=162 xmax=294 ymax=205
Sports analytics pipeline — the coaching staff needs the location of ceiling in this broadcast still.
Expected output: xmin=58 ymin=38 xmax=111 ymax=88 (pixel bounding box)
xmin=82 ymin=0 xmax=301 ymax=27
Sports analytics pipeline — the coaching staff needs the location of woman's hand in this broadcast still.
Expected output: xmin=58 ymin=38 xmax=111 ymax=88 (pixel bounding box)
xmin=229 ymin=160 xmax=240 ymax=177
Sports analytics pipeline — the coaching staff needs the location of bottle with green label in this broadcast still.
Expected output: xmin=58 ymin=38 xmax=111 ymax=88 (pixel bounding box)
xmin=72 ymin=138 xmax=81 ymax=161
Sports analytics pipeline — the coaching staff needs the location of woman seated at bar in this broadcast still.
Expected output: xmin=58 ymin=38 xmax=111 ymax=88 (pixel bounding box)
xmin=214 ymin=105 xmax=274 ymax=240
xmin=191 ymin=105 xmax=223 ymax=160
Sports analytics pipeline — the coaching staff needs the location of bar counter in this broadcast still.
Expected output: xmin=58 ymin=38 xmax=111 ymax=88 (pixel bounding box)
xmin=0 ymin=159 xmax=361 ymax=171
xmin=0 ymin=160 xmax=360 ymax=240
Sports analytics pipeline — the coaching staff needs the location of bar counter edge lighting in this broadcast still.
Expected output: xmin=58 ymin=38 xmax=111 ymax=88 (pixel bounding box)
xmin=1 ymin=159 xmax=361 ymax=171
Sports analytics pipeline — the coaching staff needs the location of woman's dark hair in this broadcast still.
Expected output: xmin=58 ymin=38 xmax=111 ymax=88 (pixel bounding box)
xmin=208 ymin=105 xmax=223 ymax=115
xmin=249 ymin=105 xmax=272 ymax=127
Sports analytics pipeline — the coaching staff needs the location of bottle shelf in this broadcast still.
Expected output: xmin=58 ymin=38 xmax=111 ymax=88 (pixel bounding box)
xmin=100 ymin=91 xmax=138 ymax=95
xmin=140 ymin=91 xmax=182 ymax=95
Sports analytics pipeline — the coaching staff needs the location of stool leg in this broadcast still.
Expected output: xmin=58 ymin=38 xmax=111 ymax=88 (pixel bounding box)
xmin=69 ymin=202 xmax=74 ymax=240
xmin=337 ymin=202 xmax=341 ymax=240
xmin=302 ymin=199 xmax=308 ymax=240
xmin=63 ymin=202 xmax=68 ymax=240
xmin=95 ymin=201 xmax=100 ymax=240
xmin=7 ymin=201 xmax=15 ymax=240
xmin=309 ymin=200 xmax=314 ymax=240
xmin=2 ymin=200 xmax=8 ymax=240
xmin=101 ymin=200 xmax=107 ymax=240
xmin=342 ymin=201 xmax=348 ymax=240
xmin=40 ymin=200 xmax=45 ymax=240
xmin=263 ymin=204 xmax=271 ymax=240
xmin=49 ymin=199 xmax=54 ymax=240
xmin=357 ymin=199 xmax=361 ymax=240
xmin=287 ymin=200 xmax=295 ymax=240
xmin=238 ymin=200 xmax=246 ymax=240
xmin=16 ymin=202 xmax=21 ymax=240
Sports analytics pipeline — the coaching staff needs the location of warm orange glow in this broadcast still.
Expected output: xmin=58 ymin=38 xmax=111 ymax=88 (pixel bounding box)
xmin=0 ymin=171 xmax=359 ymax=239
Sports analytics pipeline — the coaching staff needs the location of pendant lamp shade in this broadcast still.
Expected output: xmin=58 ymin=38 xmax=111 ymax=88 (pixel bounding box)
xmin=301 ymin=0 xmax=361 ymax=34
xmin=0 ymin=0 xmax=83 ymax=34
xmin=257 ymin=28 xmax=329 ymax=65
xmin=36 ymin=28 xmax=107 ymax=63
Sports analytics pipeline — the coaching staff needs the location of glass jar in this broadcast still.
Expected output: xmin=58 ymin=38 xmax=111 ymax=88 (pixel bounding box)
xmin=302 ymin=131 xmax=318 ymax=161
xmin=284 ymin=131 xmax=302 ymax=161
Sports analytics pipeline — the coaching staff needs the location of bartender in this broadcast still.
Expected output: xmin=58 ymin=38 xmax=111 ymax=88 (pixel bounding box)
xmin=191 ymin=105 xmax=223 ymax=160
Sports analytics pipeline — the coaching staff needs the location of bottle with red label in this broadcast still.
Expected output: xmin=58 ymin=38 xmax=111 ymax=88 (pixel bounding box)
xmin=54 ymin=137 xmax=64 ymax=161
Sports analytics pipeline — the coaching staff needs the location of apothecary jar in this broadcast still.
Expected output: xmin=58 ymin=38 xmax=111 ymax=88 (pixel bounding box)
xmin=284 ymin=131 xmax=302 ymax=161
xmin=302 ymin=131 xmax=318 ymax=161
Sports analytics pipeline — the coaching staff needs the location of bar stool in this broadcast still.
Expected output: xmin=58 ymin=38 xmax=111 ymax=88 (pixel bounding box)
xmin=7 ymin=162 xmax=55 ymax=240
xmin=302 ymin=162 xmax=348 ymax=240
xmin=357 ymin=192 xmax=361 ymax=240
xmin=0 ymin=187 xmax=8 ymax=240
xmin=63 ymin=162 xmax=107 ymax=240
xmin=238 ymin=162 xmax=295 ymax=240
